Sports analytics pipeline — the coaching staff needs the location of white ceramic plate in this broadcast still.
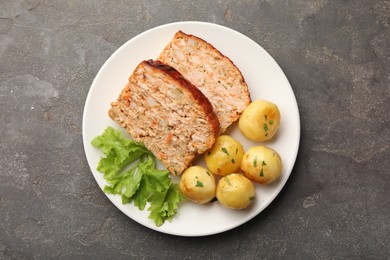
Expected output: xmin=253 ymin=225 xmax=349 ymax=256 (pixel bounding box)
xmin=83 ymin=21 xmax=300 ymax=236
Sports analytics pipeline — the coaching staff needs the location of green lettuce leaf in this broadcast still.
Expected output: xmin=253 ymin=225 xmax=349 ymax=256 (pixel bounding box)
xmin=148 ymin=183 xmax=184 ymax=226
xmin=103 ymin=163 xmax=143 ymax=200
xmin=163 ymin=183 xmax=184 ymax=221
xmin=91 ymin=127 xmax=148 ymax=158
xmin=91 ymin=127 xmax=183 ymax=226
xmin=139 ymin=155 xmax=171 ymax=192
xmin=132 ymin=154 xmax=171 ymax=211
xmin=132 ymin=177 xmax=152 ymax=211
xmin=92 ymin=127 xmax=150 ymax=179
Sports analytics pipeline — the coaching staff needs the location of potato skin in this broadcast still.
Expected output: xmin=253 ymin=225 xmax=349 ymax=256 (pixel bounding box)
xmin=216 ymin=173 xmax=255 ymax=209
xmin=179 ymin=166 xmax=216 ymax=204
xmin=239 ymin=100 xmax=280 ymax=141
xmin=204 ymin=135 xmax=244 ymax=176
xmin=240 ymin=146 xmax=282 ymax=184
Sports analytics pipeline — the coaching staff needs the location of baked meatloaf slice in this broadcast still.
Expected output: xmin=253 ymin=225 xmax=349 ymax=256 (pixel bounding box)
xmin=109 ymin=59 xmax=220 ymax=175
xmin=158 ymin=30 xmax=251 ymax=132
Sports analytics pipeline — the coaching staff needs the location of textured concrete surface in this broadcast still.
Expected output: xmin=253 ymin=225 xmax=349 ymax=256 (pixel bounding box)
xmin=1 ymin=0 xmax=389 ymax=259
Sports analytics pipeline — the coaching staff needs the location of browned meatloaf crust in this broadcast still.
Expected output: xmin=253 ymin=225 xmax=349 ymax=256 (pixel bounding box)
xmin=158 ymin=30 xmax=251 ymax=133
xmin=109 ymin=59 xmax=220 ymax=175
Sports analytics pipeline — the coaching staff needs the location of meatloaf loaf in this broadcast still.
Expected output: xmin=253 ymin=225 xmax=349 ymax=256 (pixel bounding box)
xmin=158 ymin=31 xmax=251 ymax=132
xmin=109 ymin=59 xmax=220 ymax=175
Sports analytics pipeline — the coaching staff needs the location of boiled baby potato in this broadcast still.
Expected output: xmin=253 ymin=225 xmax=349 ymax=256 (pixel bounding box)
xmin=239 ymin=100 xmax=280 ymax=141
xmin=179 ymin=166 xmax=216 ymax=204
xmin=216 ymin=173 xmax=255 ymax=210
xmin=204 ymin=135 xmax=244 ymax=176
xmin=241 ymin=146 xmax=282 ymax=184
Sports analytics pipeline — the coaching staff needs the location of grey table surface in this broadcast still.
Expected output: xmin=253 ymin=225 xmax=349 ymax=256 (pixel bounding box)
xmin=1 ymin=0 xmax=389 ymax=259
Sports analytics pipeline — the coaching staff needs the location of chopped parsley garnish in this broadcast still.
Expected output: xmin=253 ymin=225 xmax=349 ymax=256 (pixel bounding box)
xmin=260 ymin=168 xmax=264 ymax=177
xmin=221 ymin=147 xmax=229 ymax=155
xmin=269 ymin=120 xmax=274 ymax=125
xmin=231 ymin=158 xmax=235 ymax=164
xmin=225 ymin=176 xmax=232 ymax=186
xmin=235 ymin=148 xmax=238 ymax=155
xmin=263 ymin=123 xmax=269 ymax=136
xmin=196 ymin=180 xmax=204 ymax=187
xmin=262 ymin=160 xmax=267 ymax=166
xmin=253 ymin=156 xmax=258 ymax=167
xmin=208 ymin=151 xmax=211 ymax=156
xmin=264 ymin=115 xmax=268 ymax=120
xmin=249 ymin=196 xmax=255 ymax=201
xmin=206 ymin=171 xmax=211 ymax=176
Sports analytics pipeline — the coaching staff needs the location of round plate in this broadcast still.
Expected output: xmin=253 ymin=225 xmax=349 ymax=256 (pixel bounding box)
xmin=83 ymin=21 xmax=300 ymax=236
